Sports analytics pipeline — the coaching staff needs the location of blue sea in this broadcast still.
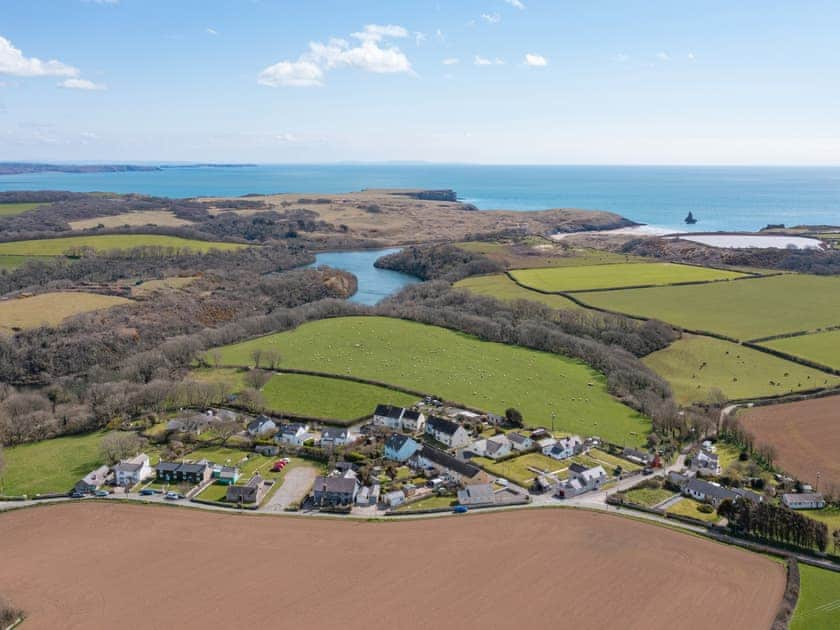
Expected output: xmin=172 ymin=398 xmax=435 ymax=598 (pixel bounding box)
xmin=2 ymin=164 xmax=840 ymax=232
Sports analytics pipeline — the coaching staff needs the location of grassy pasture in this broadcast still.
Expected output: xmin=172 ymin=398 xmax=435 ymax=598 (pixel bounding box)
xmin=0 ymin=202 xmax=49 ymax=216
xmin=454 ymin=274 xmax=582 ymax=309
xmin=510 ymin=262 xmax=745 ymax=293
xmin=0 ymin=431 xmax=108 ymax=496
xmin=0 ymin=254 xmax=50 ymax=270
xmin=580 ymin=274 xmax=840 ymax=340
xmin=792 ymin=564 xmax=840 ymax=630
xmin=456 ymin=241 xmax=637 ymax=269
xmin=208 ymin=316 xmax=649 ymax=445
xmin=69 ymin=210 xmax=193 ymax=230
xmin=131 ymin=276 xmax=198 ymax=297
xmin=642 ymin=335 xmax=838 ymax=403
xmin=0 ymin=234 xmax=247 ymax=256
xmin=0 ymin=292 xmax=133 ymax=332
xmin=760 ymin=329 xmax=840 ymax=370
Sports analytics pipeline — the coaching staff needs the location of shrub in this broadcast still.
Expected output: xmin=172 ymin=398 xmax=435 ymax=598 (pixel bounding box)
xmin=697 ymin=503 xmax=715 ymax=514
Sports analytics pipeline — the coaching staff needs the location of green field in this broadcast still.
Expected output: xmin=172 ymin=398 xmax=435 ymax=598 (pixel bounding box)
xmin=0 ymin=234 xmax=247 ymax=256
xmin=456 ymin=241 xmax=637 ymax=269
xmin=802 ymin=507 xmax=840 ymax=537
xmin=622 ymin=487 xmax=676 ymax=507
xmin=642 ymin=335 xmax=838 ymax=403
xmin=581 ymin=274 xmax=840 ymax=340
xmin=208 ymin=316 xmax=649 ymax=444
xmin=191 ymin=368 xmax=417 ymax=423
xmin=454 ymin=274 xmax=582 ymax=309
xmin=666 ymin=497 xmax=720 ymax=522
xmin=0 ymin=254 xmax=50 ymax=270
xmin=761 ymin=329 xmax=840 ymax=370
xmin=0 ymin=431 xmax=108 ymax=496
xmin=792 ymin=564 xmax=840 ymax=630
xmin=510 ymin=262 xmax=745 ymax=293
xmin=0 ymin=202 xmax=48 ymax=216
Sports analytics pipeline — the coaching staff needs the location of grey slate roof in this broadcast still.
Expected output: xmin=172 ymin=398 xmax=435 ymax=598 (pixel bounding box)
xmin=415 ymin=445 xmax=480 ymax=479
xmin=426 ymin=415 xmax=461 ymax=436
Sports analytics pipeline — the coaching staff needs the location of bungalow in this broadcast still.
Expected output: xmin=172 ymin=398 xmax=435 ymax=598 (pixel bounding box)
xmin=383 ymin=489 xmax=406 ymax=508
xmin=400 ymin=408 xmax=426 ymax=433
xmin=113 ymin=453 xmax=152 ymax=487
xmin=247 ymin=416 xmax=277 ymax=437
xmin=373 ymin=404 xmax=404 ymax=430
xmin=320 ymin=427 xmax=352 ymax=448
xmin=507 ymin=432 xmax=533 ymax=452
xmin=276 ymin=422 xmax=312 ymax=446
xmin=425 ymin=416 xmax=471 ymax=449
xmin=384 ymin=433 xmax=421 ymax=463
xmin=622 ymin=447 xmax=653 ymax=466
xmin=410 ymin=445 xmax=482 ymax=483
xmin=254 ymin=444 xmax=279 ymax=457
xmin=556 ymin=464 xmax=607 ymax=499
xmin=545 ymin=436 xmax=583 ymax=461
xmin=457 ymin=483 xmax=496 ymax=507
xmin=782 ymin=493 xmax=826 ymax=510
xmin=312 ymin=474 xmax=360 ymax=507
xmin=155 ymin=461 xmax=212 ymax=485
xmin=692 ymin=449 xmax=721 ymax=476
xmin=75 ymin=465 xmax=110 ymax=494
xmin=683 ymin=478 xmax=762 ymax=508
xmin=225 ymin=474 xmax=268 ymax=504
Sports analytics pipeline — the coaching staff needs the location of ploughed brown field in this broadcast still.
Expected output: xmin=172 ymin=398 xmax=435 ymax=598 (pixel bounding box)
xmin=741 ymin=396 xmax=840 ymax=489
xmin=0 ymin=503 xmax=783 ymax=630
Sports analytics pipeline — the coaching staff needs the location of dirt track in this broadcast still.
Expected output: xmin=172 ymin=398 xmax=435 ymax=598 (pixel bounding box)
xmin=741 ymin=396 xmax=840 ymax=489
xmin=0 ymin=503 xmax=783 ymax=630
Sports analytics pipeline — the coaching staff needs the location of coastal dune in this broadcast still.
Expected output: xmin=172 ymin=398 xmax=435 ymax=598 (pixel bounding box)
xmin=0 ymin=503 xmax=783 ymax=629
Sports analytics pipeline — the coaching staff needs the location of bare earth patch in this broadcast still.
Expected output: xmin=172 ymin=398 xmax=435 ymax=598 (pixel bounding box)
xmin=740 ymin=396 xmax=840 ymax=489
xmin=0 ymin=292 xmax=132 ymax=332
xmin=0 ymin=503 xmax=783 ymax=630
xmin=69 ymin=210 xmax=193 ymax=230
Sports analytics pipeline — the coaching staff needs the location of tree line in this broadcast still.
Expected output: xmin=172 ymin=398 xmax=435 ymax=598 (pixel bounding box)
xmin=718 ymin=497 xmax=830 ymax=552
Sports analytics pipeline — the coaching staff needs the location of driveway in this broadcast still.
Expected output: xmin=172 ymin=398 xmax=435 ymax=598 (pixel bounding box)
xmin=263 ymin=466 xmax=319 ymax=513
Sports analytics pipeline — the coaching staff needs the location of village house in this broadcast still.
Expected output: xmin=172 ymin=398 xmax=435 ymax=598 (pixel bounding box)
xmin=468 ymin=434 xmax=512 ymax=460
xmin=383 ymin=489 xmax=406 ymax=508
xmin=213 ymin=465 xmax=241 ymax=485
xmin=457 ymin=483 xmax=496 ymax=507
xmin=556 ymin=464 xmax=607 ymax=499
xmin=384 ymin=433 xmax=421 ymax=462
xmin=113 ymin=453 xmax=152 ymax=487
xmin=692 ymin=449 xmax=721 ymax=476
xmin=373 ymin=404 xmax=404 ymax=430
xmin=275 ymin=422 xmax=312 ymax=446
xmin=507 ymin=432 xmax=533 ymax=452
xmin=425 ymin=416 xmax=471 ymax=449
xmin=544 ymin=436 xmax=583 ymax=461
xmin=75 ymin=465 xmax=111 ymax=494
xmin=400 ymin=408 xmax=426 ymax=433
xmin=254 ymin=444 xmax=279 ymax=457
xmin=225 ymin=474 xmax=268 ymax=504
xmin=320 ymin=427 xmax=353 ymax=448
xmin=247 ymin=416 xmax=277 ymax=437
xmin=155 ymin=461 xmax=212 ymax=485
xmin=683 ymin=478 xmax=763 ymax=508
xmin=622 ymin=447 xmax=653 ymax=466
xmin=312 ymin=473 xmax=360 ymax=508
xmin=410 ymin=445 xmax=483 ymax=484
xmin=781 ymin=493 xmax=826 ymax=510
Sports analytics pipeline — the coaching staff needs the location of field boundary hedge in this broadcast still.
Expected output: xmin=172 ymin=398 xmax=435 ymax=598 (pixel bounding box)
xmin=772 ymin=559 xmax=800 ymax=630
xmin=748 ymin=323 xmax=840 ymax=344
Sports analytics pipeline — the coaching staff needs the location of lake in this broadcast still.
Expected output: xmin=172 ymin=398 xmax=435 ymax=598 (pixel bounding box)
xmin=309 ymin=248 xmax=419 ymax=305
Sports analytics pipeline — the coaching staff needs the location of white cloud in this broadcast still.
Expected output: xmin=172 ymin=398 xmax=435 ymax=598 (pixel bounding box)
xmin=474 ymin=55 xmax=493 ymax=66
xmin=442 ymin=57 xmax=460 ymax=65
xmin=0 ymin=36 xmax=79 ymax=78
xmin=504 ymin=0 xmax=526 ymax=8
xmin=258 ymin=59 xmax=324 ymax=87
xmin=58 ymin=78 xmax=106 ymax=90
xmin=524 ymin=53 xmax=547 ymax=67
xmin=481 ymin=13 xmax=501 ymax=23
xmin=435 ymin=29 xmax=445 ymax=42
xmin=687 ymin=52 xmax=696 ymax=61
xmin=206 ymin=27 xmax=218 ymax=36
xmin=656 ymin=51 xmax=670 ymax=61
xmin=414 ymin=32 xmax=426 ymax=46
xmin=259 ymin=24 xmax=412 ymax=87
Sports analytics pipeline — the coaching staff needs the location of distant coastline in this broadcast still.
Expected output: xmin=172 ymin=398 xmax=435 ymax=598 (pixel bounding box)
xmin=0 ymin=162 xmax=257 ymax=176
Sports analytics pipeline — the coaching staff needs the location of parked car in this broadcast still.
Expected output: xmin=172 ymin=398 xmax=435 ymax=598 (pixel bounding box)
xmin=642 ymin=467 xmax=654 ymax=476
xmin=453 ymin=505 xmax=469 ymax=514
xmin=70 ymin=491 xmax=86 ymax=498
xmin=139 ymin=488 xmax=159 ymax=496
xmin=165 ymin=491 xmax=183 ymax=500
xmin=271 ymin=461 xmax=287 ymax=472
xmin=94 ymin=489 xmax=109 ymax=497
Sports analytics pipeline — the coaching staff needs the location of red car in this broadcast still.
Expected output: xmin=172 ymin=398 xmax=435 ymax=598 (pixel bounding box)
xmin=271 ymin=461 xmax=286 ymax=472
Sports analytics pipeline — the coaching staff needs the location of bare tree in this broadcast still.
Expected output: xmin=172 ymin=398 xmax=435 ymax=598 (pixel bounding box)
xmin=244 ymin=368 xmax=271 ymax=390
xmin=250 ymin=348 xmax=264 ymax=369
xmin=216 ymin=420 xmax=241 ymax=446
xmin=263 ymin=349 xmax=281 ymax=370
xmin=237 ymin=388 xmax=266 ymax=413
xmin=100 ymin=432 xmax=146 ymax=465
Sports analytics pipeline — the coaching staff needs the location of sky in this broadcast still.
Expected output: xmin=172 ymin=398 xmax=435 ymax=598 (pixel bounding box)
xmin=1 ymin=0 xmax=839 ymax=165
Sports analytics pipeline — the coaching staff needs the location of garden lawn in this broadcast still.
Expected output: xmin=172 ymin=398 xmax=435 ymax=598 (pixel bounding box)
xmin=588 ymin=448 xmax=642 ymax=472
xmin=454 ymin=274 xmax=582 ymax=310
xmin=473 ymin=453 xmax=568 ymax=486
xmin=666 ymin=498 xmax=719 ymax=523
xmin=0 ymin=431 xmax=108 ymax=496
xmin=0 ymin=234 xmax=247 ymax=256
xmin=642 ymin=335 xmax=838 ymax=404
xmin=623 ymin=487 xmax=676 ymax=507
xmin=761 ymin=329 xmax=840 ymax=371
xmin=792 ymin=564 xmax=840 ymax=630
xmin=208 ymin=316 xmax=649 ymax=445
xmin=0 ymin=202 xmax=48 ymax=216
xmin=510 ymin=262 xmax=744 ymax=293
xmin=580 ymin=274 xmax=840 ymax=340
xmin=395 ymin=494 xmax=456 ymax=511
